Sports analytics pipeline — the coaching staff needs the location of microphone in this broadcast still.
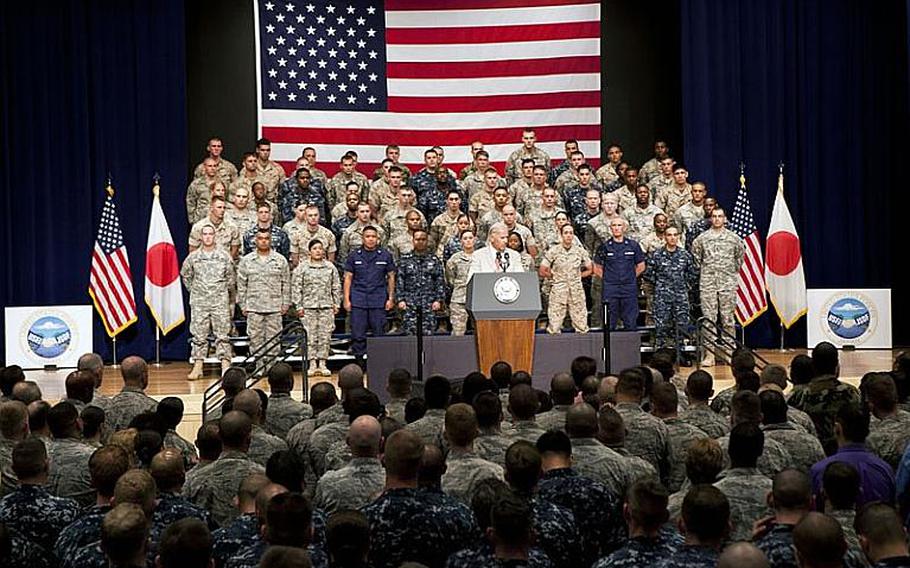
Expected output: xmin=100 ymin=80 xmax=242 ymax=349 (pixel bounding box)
xmin=500 ymin=251 xmax=510 ymax=272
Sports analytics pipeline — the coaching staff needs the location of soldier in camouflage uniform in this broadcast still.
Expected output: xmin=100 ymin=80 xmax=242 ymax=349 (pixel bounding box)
xmin=639 ymin=140 xmax=670 ymax=184
xmin=547 ymin=140 xmax=579 ymax=186
xmin=363 ymin=430 xmax=479 ymax=568
xmin=287 ymin=204 xmax=337 ymax=268
xmin=226 ymin=187 xmax=258 ymax=238
xmin=189 ymin=196 xmax=241 ymax=259
xmin=563 ymin=165 xmax=602 ymax=222
xmin=184 ymin=411 xmax=265 ymax=527
xmin=279 ymin=167 xmax=328 ymax=229
xmin=237 ymin=231 xmax=290 ymax=373
xmin=300 ymin=146 xmax=327 ymax=184
xmin=252 ymin=138 xmax=286 ymax=204
xmin=187 ymin=157 xmax=223 ymax=224
xmin=211 ymin=473 xmax=269 ymax=567
xmin=105 ymin=356 xmax=159 ymax=432
xmin=396 ymin=230 xmax=445 ymax=336
xmin=506 ymin=129 xmax=551 ymax=183
xmin=291 ymin=240 xmax=341 ymax=376
xmin=193 ymin=137 xmax=239 ymax=184
xmin=654 ymin=164 xmax=692 ymax=223
xmin=862 ymin=372 xmax=910 ymax=470
xmin=328 ymin=154 xmax=370 ymax=210
xmin=526 ymin=187 xmax=564 ymax=252
xmin=46 ymin=402 xmax=95 ymax=506
xmin=369 ymin=165 xmax=404 ymax=223
xmin=659 ymin=486 xmax=727 ymax=568
xmin=623 ymin=184 xmax=665 ymax=242
xmin=594 ymin=144 xmax=624 ymax=185
xmin=440 ymin=404 xmax=504 ymax=505
xmin=613 ymin=371 xmax=672 ymax=483
xmin=314 ymin=416 xmax=385 ymax=514
xmin=338 ymin=202 xmax=386 ymax=264
xmin=472 ymin=391 xmax=513 ymax=467
xmin=0 ymin=438 xmax=81 ymax=556
xmin=759 ymin=390 xmax=825 ymax=472
xmin=229 ymin=152 xmax=264 ymax=202
xmin=650 ymin=383 xmax=708 ymax=493
xmin=553 ymin=150 xmax=585 ymax=194
xmin=753 ymin=470 xmax=813 ymax=568
xmin=383 ymin=186 xmax=425 ymax=241
xmin=386 ymin=209 xmax=425 ymax=261
xmin=242 ymin=203 xmax=291 ymax=260
xmin=429 ymin=190 xmax=464 ymax=256
xmin=673 ymin=181 xmax=708 ymax=235
xmin=678 ymin=371 xmax=729 ymax=438
xmin=468 ymin=168 xmax=501 ymax=223
xmin=691 ymin=208 xmax=745 ymax=366
xmin=564 ymin=404 xmax=630 ymax=497
xmin=461 ymin=150 xmax=498 ymax=198
xmin=445 ymin=229 xmax=477 ymax=336
xmin=570 ymin=184 xmax=603 ymax=242
xmin=150 ymin=449 xmax=214 ymax=531
xmin=330 ymin=193 xmax=361 ymax=258
xmin=476 ymin=187 xmax=513 ymax=243
xmin=418 ymin=166 xmax=463 ymax=224
xmin=713 ymin=423 xmax=774 ymax=541
xmin=539 ymin=224 xmax=592 ymax=334
xmin=645 ymin=226 xmax=699 ymax=348
xmin=265 ymin=363 xmax=313 ymax=440
xmin=182 ymin=224 xmax=236 ymax=379
xmin=537 ymin=430 xmax=625 ymax=565
xmin=646 ymin=155 xmax=675 ymax=200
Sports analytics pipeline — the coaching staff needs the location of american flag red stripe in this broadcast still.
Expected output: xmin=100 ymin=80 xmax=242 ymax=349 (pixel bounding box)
xmin=88 ymin=193 xmax=138 ymax=337
xmin=730 ymin=182 xmax=768 ymax=326
xmin=256 ymin=0 xmax=601 ymax=176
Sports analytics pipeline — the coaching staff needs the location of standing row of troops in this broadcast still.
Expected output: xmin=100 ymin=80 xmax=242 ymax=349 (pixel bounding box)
xmin=180 ymin=133 xmax=744 ymax=378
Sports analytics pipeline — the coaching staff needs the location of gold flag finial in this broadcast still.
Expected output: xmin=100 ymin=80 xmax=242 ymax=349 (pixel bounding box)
xmin=778 ymin=162 xmax=785 ymax=194
xmin=739 ymin=162 xmax=746 ymax=190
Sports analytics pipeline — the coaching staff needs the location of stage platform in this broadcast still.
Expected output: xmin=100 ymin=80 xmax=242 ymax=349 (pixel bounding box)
xmin=21 ymin=348 xmax=900 ymax=444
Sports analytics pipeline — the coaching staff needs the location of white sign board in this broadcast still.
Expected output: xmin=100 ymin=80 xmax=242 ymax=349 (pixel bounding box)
xmin=807 ymin=289 xmax=891 ymax=349
xmin=4 ymin=306 xmax=94 ymax=368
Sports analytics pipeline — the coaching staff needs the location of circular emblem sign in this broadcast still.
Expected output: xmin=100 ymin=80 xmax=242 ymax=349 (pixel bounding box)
xmin=824 ymin=295 xmax=874 ymax=342
xmin=25 ymin=316 xmax=73 ymax=359
xmin=493 ymin=276 xmax=521 ymax=304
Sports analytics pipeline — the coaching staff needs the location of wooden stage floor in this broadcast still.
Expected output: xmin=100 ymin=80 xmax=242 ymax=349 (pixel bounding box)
xmin=23 ymin=348 xmax=900 ymax=442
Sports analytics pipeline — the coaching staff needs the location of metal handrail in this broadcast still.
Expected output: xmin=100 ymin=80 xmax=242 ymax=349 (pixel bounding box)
xmin=694 ymin=316 xmax=769 ymax=370
xmin=202 ymin=319 xmax=308 ymax=421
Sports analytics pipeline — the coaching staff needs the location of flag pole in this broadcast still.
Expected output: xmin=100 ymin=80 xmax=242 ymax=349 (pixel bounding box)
xmin=112 ymin=336 xmax=119 ymax=368
xmin=107 ymin=173 xmax=122 ymax=369
xmin=777 ymin=162 xmax=788 ymax=352
xmin=152 ymin=173 xmax=164 ymax=368
xmin=739 ymin=162 xmax=747 ymax=349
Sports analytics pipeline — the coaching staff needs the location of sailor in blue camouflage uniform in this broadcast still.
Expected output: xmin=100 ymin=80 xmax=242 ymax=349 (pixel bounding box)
xmin=55 ymin=503 xmax=112 ymax=568
xmin=363 ymin=430 xmax=479 ymax=568
xmin=331 ymin=192 xmax=360 ymax=245
xmin=242 ymin=208 xmax=292 ymax=260
xmin=683 ymin=197 xmax=716 ymax=252
xmin=0 ymin=439 xmax=81 ymax=558
xmin=503 ymin=441 xmax=582 ymax=568
xmin=396 ymin=230 xmax=445 ymax=336
xmin=644 ymin=226 xmax=699 ymax=347
xmin=1 ymin=525 xmax=51 ymax=568
xmin=547 ymin=140 xmax=579 ymax=187
xmin=653 ymin=485 xmax=728 ymax=568
xmin=213 ymin=511 xmax=259 ymax=567
xmin=536 ymin=431 xmax=625 ymax=566
xmin=279 ymin=167 xmax=329 ymax=228
xmin=151 ymin=449 xmax=215 ymax=530
xmin=592 ymin=477 xmax=682 ymax=568
xmin=417 ymin=167 xmax=466 ymax=223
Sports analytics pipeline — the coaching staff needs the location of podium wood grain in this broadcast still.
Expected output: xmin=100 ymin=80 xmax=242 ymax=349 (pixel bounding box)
xmin=475 ymin=319 xmax=536 ymax=374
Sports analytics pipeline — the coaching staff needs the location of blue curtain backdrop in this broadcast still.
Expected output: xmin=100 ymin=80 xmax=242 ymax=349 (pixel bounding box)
xmin=0 ymin=0 xmax=189 ymax=363
xmin=680 ymin=0 xmax=910 ymax=347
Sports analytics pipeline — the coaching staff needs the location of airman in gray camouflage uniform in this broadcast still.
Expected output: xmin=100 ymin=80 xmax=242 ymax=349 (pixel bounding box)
xmin=445 ymin=229 xmax=477 ymax=336
xmin=314 ymin=416 xmax=385 ymax=514
xmin=614 ymin=372 xmax=672 ymax=482
xmin=46 ymin=402 xmax=95 ymax=506
xmin=291 ymin=240 xmax=341 ymax=375
xmin=265 ymin=364 xmax=313 ymax=440
xmin=237 ymin=231 xmax=290 ymax=373
xmin=759 ymin=389 xmax=825 ymax=472
xmin=539 ymin=224 xmax=592 ymax=334
xmin=182 ymin=224 xmax=236 ymax=379
xmin=691 ymin=208 xmax=745 ymax=366
xmin=863 ymin=373 xmax=910 ymax=470
xmin=566 ymin=404 xmax=630 ymax=497
xmin=678 ymin=371 xmax=729 ymax=438
xmin=105 ymin=357 xmax=159 ymax=432
xmin=440 ymin=404 xmax=504 ymax=505
xmin=650 ymin=384 xmax=708 ymax=493
xmin=338 ymin=203 xmax=387 ymax=265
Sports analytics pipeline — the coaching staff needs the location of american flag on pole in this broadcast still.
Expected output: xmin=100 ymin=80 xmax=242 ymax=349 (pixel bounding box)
xmin=254 ymin=0 xmax=601 ymax=173
xmin=89 ymin=187 xmax=138 ymax=337
xmin=729 ymin=171 xmax=768 ymax=326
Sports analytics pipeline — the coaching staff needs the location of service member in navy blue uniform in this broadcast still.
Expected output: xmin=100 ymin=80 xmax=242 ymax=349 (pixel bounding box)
xmin=592 ymin=217 xmax=645 ymax=330
xmin=343 ymin=225 xmax=396 ymax=366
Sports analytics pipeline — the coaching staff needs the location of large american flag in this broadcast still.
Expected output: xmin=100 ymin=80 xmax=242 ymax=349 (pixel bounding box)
xmin=729 ymin=178 xmax=768 ymax=326
xmin=254 ymin=0 xmax=601 ymax=173
xmin=88 ymin=191 xmax=138 ymax=337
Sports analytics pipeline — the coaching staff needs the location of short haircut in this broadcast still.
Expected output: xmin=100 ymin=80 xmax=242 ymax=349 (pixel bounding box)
xmin=759 ymin=390 xmax=788 ymax=424
xmin=737 ymin=370 xmax=761 ymax=393
xmin=492 ymin=490 xmax=533 ymax=546
xmin=597 ymin=405 xmax=625 ymax=445
xmin=771 ymin=469 xmax=812 ymax=510
xmin=504 ymin=441 xmax=541 ymax=493
xmin=835 ymin=402 xmax=869 ymax=443
xmin=490 ymin=361 xmax=513 ymax=390
xmin=728 ymin=422 xmax=764 ymax=468
xmin=626 ymin=477 xmax=669 ymax=531
xmin=342 ymin=387 xmax=382 ymax=421
xmin=571 ymin=356 xmax=597 ymax=388
xmin=536 ymin=430 xmax=572 ymax=456
xmin=383 ymin=429 xmax=424 ymax=479
xmin=65 ymin=370 xmax=94 ymax=402
xmin=855 ymin=502 xmax=906 ymax=548
xmin=549 ymin=372 xmax=577 ymax=406
xmin=508 ymin=384 xmax=539 ymax=420
xmin=257 ymin=137 xmax=272 ymax=147
xmin=423 ymin=375 xmax=451 ymax=409
xmin=685 ymin=370 xmax=714 ymax=401
xmin=47 ymin=401 xmax=79 ymax=438
xmin=685 ymin=438 xmax=724 ymax=485
xmin=790 ymin=354 xmax=814 ymax=385
xmin=812 ymin=342 xmax=839 ymax=375
xmin=469 ymin=477 xmax=510 ymax=530
xmin=195 ymin=422 xmax=222 ymax=461
xmin=731 ymin=390 xmax=762 ymax=425
xmin=156 ymin=397 xmax=184 ymax=430
xmin=12 ymin=437 xmax=46 ymax=479
xmin=0 ymin=365 xmax=25 ymax=396
xmin=387 ymin=368 xmax=412 ymax=398
xmin=28 ymin=400 xmax=50 ymax=433
xmin=793 ymin=513 xmax=847 ymax=567
xmin=265 ymin=492 xmax=313 ymax=546
xmin=268 ymin=363 xmax=295 ymax=392
xmin=221 ymin=367 xmax=248 ymax=396
xmin=510 ymin=371 xmax=532 ymax=388
xmin=219 ymin=410 xmax=253 ymax=447
xmin=101 ymin=504 xmax=149 ymax=564
xmin=863 ymin=372 xmax=897 ymax=412
xmin=114 ymin=469 xmax=157 ymax=513
xmin=445 ymin=403 xmax=479 ymax=447
xmin=157 ymin=518 xmax=212 ymax=568
xmin=650 ymin=382 xmax=678 ymax=415
xmin=259 ymin=546 xmax=312 ymax=568
xmin=566 ymin=403 xmax=597 ymax=438
xmin=616 ymin=367 xmax=645 ymax=399
xmin=682 ymin=484 xmax=729 ymax=541
xmin=822 ymin=461 xmax=859 ymax=510
xmin=81 ymin=405 xmax=105 ymax=439
xmin=760 ymin=364 xmax=789 ymax=389
xmin=404 ymin=397 xmax=427 ymax=424
xmin=0 ymin=401 xmax=27 ymax=439
xmin=460 ymin=372 xmax=492 ymax=406
xmin=472 ymin=391 xmax=502 ymax=429
xmin=150 ymin=449 xmax=185 ymax=491
xmin=90 ymin=445 xmax=131 ymax=497
xmin=731 ymin=350 xmax=756 ymax=376
xmin=326 ymin=510 xmax=370 ymax=566
xmin=310 ymin=382 xmax=338 ymax=413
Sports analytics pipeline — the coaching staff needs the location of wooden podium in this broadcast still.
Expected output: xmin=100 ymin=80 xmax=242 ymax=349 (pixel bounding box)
xmin=466 ymin=272 xmax=542 ymax=374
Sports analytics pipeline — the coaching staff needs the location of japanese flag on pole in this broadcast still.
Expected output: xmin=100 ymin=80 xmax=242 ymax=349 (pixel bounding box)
xmin=145 ymin=184 xmax=185 ymax=334
xmin=765 ymin=172 xmax=807 ymax=328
